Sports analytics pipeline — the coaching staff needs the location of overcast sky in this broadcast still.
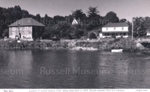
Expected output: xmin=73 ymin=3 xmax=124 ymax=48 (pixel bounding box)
xmin=0 ymin=0 xmax=150 ymax=21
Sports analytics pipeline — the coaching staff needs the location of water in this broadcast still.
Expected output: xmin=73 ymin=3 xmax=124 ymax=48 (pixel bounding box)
xmin=0 ymin=50 xmax=150 ymax=88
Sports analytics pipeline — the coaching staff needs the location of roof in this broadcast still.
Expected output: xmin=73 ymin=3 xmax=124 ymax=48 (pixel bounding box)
xmin=9 ymin=18 xmax=45 ymax=27
xmin=72 ymin=18 xmax=79 ymax=25
xmin=103 ymin=23 xmax=128 ymax=27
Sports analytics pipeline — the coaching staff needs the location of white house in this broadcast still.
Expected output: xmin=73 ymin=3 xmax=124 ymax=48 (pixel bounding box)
xmin=100 ymin=23 xmax=129 ymax=38
xmin=72 ymin=18 xmax=79 ymax=25
xmin=9 ymin=18 xmax=45 ymax=40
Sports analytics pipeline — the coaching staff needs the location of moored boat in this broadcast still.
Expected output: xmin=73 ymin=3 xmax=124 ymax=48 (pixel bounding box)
xmin=111 ymin=49 xmax=123 ymax=53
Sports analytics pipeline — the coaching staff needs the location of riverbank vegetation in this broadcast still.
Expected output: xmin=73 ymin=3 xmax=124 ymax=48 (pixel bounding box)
xmin=0 ymin=38 xmax=138 ymax=52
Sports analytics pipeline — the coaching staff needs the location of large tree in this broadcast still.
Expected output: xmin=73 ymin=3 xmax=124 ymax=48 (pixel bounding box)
xmin=43 ymin=14 xmax=53 ymax=26
xmin=87 ymin=7 xmax=100 ymax=19
xmin=143 ymin=17 xmax=150 ymax=30
xmin=72 ymin=9 xmax=86 ymax=20
xmin=127 ymin=21 xmax=132 ymax=35
xmin=120 ymin=18 xmax=127 ymax=22
xmin=22 ymin=10 xmax=30 ymax=18
xmin=65 ymin=15 xmax=73 ymax=24
xmin=53 ymin=15 xmax=65 ymax=25
xmin=133 ymin=17 xmax=147 ymax=37
xmin=86 ymin=7 xmax=102 ymax=30
xmin=104 ymin=11 xmax=119 ymax=23
xmin=35 ymin=14 xmax=41 ymax=22
xmin=11 ymin=6 xmax=22 ymax=20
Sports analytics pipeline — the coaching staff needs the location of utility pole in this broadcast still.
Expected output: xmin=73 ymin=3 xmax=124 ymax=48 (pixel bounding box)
xmin=132 ymin=18 xmax=134 ymax=40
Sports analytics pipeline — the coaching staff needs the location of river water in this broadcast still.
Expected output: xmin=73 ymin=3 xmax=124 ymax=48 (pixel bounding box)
xmin=0 ymin=50 xmax=150 ymax=88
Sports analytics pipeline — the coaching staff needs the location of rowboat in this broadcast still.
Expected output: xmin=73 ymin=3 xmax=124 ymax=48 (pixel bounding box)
xmin=111 ymin=49 xmax=123 ymax=53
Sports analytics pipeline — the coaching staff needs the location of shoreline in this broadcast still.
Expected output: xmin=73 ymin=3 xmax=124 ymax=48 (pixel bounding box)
xmin=0 ymin=38 xmax=148 ymax=52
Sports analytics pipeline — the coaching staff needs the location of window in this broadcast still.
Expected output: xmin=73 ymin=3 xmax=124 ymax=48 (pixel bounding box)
xmin=106 ymin=28 xmax=108 ymax=30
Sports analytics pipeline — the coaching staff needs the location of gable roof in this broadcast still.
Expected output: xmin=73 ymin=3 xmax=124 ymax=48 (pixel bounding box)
xmin=9 ymin=18 xmax=45 ymax=27
xmin=72 ymin=18 xmax=79 ymax=25
xmin=103 ymin=23 xmax=128 ymax=27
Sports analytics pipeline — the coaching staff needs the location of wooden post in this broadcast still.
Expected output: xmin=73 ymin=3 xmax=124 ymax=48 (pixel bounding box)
xmin=132 ymin=18 xmax=134 ymax=40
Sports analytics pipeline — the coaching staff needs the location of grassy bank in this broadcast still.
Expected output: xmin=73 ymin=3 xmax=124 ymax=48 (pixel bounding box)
xmin=0 ymin=38 xmax=138 ymax=51
xmin=75 ymin=38 xmax=138 ymax=51
xmin=0 ymin=40 xmax=69 ymax=50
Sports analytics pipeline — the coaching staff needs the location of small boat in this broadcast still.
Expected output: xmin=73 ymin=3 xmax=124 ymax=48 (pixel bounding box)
xmin=111 ymin=49 xmax=123 ymax=53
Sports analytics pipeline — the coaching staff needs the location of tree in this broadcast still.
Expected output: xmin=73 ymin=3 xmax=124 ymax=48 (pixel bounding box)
xmin=2 ymin=29 xmax=9 ymax=38
xmin=53 ymin=23 xmax=70 ymax=38
xmin=69 ymin=25 xmax=85 ymax=39
xmin=104 ymin=11 xmax=119 ymax=23
xmin=127 ymin=21 xmax=132 ymax=35
xmin=42 ymin=25 xmax=59 ymax=39
xmin=35 ymin=14 xmax=41 ymax=22
xmin=65 ymin=15 xmax=73 ymax=24
xmin=0 ymin=7 xmax=2 ymax=16
xmin=53 ymin=15 xmax=65 ymax=24
xmin=11 ymin=6 xmax=22 ymax=20
xmin=88 ymin=32 xmax=97 ymax=39
xmin=120 ymin=18 xmax=127 ymax=22
xmin=143 ymin=17 xmax=150 ymax=30
xmin=86 ymin=7 xmax=102 ymax=30
xmin=43 ymin=14 xmax=53 ymax=26
xmin=133 ymin=17 xmax=147 ymax=37
xmin=72 ymin=9 xmax=86 ymax=20
xmin=87 ymin=7 xmax=100 ymax=19
xmin=22 ymin=10 xmax=30 ymax=18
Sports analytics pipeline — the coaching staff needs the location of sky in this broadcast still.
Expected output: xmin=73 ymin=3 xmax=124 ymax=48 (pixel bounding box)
xmin=0 ymin=0 xmax=150 ymax=21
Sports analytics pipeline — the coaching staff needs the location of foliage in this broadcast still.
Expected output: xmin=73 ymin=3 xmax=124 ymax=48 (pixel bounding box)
xmin=104 ymin=11 xmax=119 ymax=23
xmin=2 ymin=29 xmax=9 ymax=37
xmin=0 ymin=5 xmax=124 ymax=39
xmin=127 ymin=21 xmax=132 ymax=35
xmin=88 ymin=32 xmax=97 ymax=39
xmin=133 ymin=17 xmax=147 ymax=37
xmin=120 ymin=18 xmax=127 ymax=22
xmin=87 ymin=7 xmax=100 ymax=19
xmin=72 ymin=9 xmax=86 ymax=20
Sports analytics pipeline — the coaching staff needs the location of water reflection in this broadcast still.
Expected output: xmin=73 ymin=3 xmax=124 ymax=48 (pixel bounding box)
xmin=0 ymin=50 xmax=150 ymax=88
xmin=0 ymin=50 xmax=33 ymax=88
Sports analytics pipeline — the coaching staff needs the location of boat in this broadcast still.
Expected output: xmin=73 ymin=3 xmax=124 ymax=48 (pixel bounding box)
xmin=111 ymin=49 xmax=123 ymax=53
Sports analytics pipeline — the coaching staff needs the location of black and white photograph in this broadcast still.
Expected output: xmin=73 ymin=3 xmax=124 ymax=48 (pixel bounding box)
xmin=0 ymin=0 xmax=150 ymax=90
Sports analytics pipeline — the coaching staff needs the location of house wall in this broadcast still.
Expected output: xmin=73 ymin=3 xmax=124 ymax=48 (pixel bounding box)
xmin=102 ymin=27 xmax=128 ymax=32
xmin=100 ymin=27 xmax=129 ymax=38
xmin=9 ymin=26 xmax=33 ymax=40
